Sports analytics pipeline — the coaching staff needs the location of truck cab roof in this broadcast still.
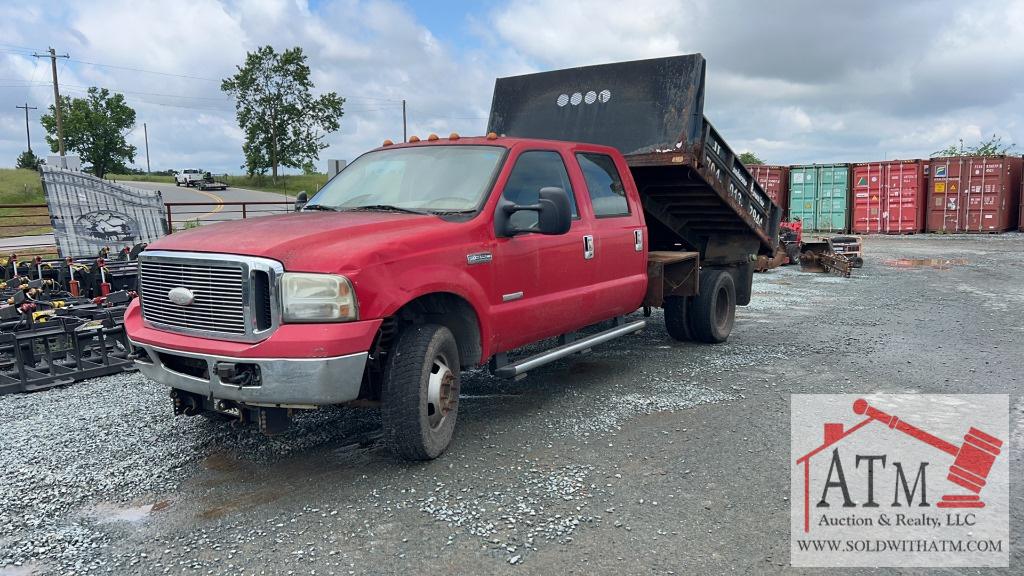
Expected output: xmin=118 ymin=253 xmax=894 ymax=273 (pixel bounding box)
xmin=374 ymin=135 xmax=622 ymax=155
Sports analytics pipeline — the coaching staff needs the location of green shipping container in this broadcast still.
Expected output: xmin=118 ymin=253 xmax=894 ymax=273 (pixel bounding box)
xmin=788 ymin=164 xmax=850 ymax=233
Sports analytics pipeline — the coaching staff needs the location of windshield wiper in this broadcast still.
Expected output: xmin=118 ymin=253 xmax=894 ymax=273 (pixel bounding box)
xmin=429 ymin=209 xmax=477 ymax=215
xmin=303 ymin=204 xmax=338 ymax=212
xmin=345 ymin=204 xmax=428 ymax=215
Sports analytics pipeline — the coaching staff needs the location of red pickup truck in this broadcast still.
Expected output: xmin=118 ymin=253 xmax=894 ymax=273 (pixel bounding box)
xmin=126 ymin=54 xmax=781 ymax=460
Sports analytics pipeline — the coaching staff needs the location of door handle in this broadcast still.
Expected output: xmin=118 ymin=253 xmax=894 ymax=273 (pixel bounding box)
xmin=583 ymin=235 xmax=594 ymax=260
xmin=633 ymin=229 xmax=643 ymax=252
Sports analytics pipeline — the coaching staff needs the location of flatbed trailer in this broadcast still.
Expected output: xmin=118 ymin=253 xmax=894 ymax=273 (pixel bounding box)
xmin=196 ymin=176 xmax=228 ymax=191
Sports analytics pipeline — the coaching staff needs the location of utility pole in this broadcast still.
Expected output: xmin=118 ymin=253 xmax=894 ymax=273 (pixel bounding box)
xmin=15 ymin=103 xmax=37 ymax=153
xmin=143 ymin=122 xmax=151 ymax=173
xmin=33 ymin=47 xmax=70 ymax=167
xmin=402 ymin=99 xmax=407 ymax=143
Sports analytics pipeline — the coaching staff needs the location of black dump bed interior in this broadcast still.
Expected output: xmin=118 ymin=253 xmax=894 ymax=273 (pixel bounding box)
xmin=487 ymin=53 xmax=781 ymax=260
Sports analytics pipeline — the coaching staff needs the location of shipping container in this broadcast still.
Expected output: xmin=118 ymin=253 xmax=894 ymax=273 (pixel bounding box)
xmin=851 ymin=160 xmax=927 ymax=234
xmin=746 ymin=164 xmax=789 ymax=215
xmin=927 ymin=156 xmax=1022 ymax=233
xmin=1020 ymin=176 xmax=1024 ymax=231
xmin=788 ymin=164 xmax=849 ymax=233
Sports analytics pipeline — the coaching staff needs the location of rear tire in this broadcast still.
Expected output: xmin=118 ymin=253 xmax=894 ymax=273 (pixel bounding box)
xmin=688 ymin=268 xmax=736 ymax=343
xmin=663 ymin=296 xmax=692 ymax=341
xmin=382 ymin=324 xmax=460 ymax=460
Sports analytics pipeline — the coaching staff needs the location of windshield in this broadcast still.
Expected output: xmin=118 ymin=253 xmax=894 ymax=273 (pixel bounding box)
xmin=306 ymin=145 xmax=506 ymax=213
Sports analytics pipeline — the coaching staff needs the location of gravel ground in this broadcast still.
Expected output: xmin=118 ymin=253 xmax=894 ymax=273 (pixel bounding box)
xmin=1 ymin=233 xmax=1022 ymax=575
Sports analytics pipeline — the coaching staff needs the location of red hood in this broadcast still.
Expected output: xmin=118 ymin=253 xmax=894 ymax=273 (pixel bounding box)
xmin=147 ymin=211 xmax=453 ymax=272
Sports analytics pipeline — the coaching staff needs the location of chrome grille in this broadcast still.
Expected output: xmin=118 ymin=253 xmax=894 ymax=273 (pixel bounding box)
xmin=140 ymin=261 xmax=246 ymax=334
xmin=138 ymin=251 xmax=283 ymax=342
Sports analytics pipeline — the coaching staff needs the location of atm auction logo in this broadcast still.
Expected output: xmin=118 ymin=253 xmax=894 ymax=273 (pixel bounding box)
xmin=790 ymin=394 xmax=1009 ymax=567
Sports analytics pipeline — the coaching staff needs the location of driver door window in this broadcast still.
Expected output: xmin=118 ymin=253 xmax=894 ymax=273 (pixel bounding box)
xmin=501 ymin=151 xmax=578 ymax=229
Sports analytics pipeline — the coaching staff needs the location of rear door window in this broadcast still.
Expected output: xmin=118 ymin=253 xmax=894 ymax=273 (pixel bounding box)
xmin=577 ymin=153 xmax=630 ymax=217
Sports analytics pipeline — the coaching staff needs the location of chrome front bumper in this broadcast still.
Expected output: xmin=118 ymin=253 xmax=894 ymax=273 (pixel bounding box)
xmin=132 ymin=343 xmax=368 ymax=406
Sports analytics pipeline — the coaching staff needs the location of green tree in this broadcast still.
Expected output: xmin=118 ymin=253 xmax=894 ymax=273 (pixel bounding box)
xmin=932 ymin=134 xmax=1015 ymax=157
xmin=739 ymin=151 xmax=764 ymax=165
xmin=40 ymin=87 xmax=136 ymax=178
xmin=15 ymin=150 xmax=40 ymax=170
xmin=221 ymin=46 xmax=344 ymax=179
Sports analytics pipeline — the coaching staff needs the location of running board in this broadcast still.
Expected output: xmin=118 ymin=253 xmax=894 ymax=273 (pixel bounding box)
xmin=491 ymin=319 xmax=646 ymax=379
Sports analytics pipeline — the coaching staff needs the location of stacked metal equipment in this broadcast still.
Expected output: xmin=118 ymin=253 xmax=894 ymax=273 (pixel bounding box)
xmin=0 ymin=247 xmax=142 ymax=395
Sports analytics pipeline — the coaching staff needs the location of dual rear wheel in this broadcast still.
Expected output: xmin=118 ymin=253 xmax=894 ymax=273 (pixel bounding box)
xmin=663 ymin=268 xmax=736 ymax=344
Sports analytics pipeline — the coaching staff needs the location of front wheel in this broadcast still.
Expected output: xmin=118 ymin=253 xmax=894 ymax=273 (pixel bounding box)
xmin=382 ymin=324 xmax=460 ymax=460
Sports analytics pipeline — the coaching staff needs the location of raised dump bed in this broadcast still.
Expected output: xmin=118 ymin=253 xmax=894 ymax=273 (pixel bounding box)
xmin=487 ymin=53 xmax=782 ymax=262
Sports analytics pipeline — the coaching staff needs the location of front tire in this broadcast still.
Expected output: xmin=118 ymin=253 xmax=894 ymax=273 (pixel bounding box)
xmin=688 ymin=268 xmax=736 ymax=343
xmin=382 ymin=324 xmax=460 ymax=460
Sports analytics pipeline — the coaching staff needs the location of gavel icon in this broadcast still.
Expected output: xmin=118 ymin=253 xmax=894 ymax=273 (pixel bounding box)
xmin=853 ymin=398 xmax=1002 ymax=508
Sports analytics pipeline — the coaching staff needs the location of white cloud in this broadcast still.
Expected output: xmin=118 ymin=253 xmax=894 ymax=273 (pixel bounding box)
xmin=0 ymin=0 xmax=1022 ymax=171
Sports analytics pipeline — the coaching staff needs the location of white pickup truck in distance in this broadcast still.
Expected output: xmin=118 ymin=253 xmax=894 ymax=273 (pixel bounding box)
xmin=174 ymin=169 xmax=205 ymax=187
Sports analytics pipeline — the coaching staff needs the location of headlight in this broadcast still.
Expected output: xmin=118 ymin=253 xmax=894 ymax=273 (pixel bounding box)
xmin=281 ymin=273 xmax=358 ymax=322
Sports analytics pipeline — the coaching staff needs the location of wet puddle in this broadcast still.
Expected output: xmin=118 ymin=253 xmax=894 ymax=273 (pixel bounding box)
xmin=884 ymin=258 xmax=968 ymax=269
xmin=0 ymin=564 xmax=45 ymax=576
xmin=199 ymin=489 xmax=282 ymax=519
xmin=90 ymin=500 xmax=170 ymax=523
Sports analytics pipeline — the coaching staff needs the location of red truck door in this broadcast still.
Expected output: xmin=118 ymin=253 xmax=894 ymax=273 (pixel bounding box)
xmin=572 ymin=150 xmax=648 ymax=317
xmin=489 ymin=148 xmax=596 ymax=351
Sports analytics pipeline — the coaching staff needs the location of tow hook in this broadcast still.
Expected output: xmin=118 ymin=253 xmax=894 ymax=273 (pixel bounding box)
xmin=215 ymin=362 xmax=261 ymax=387
xmin=128 ymin=347 xmax=149 ymax=362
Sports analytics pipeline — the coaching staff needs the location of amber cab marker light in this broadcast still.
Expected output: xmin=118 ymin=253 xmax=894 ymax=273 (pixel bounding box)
xmin=486 ymin=132 xmax=498 ymax=140
xmin=449 ymin=132 xmax=460 ymax=140
xmin=408 ymin=135 xmax=420 ymax=142
xmin=427 ymin=133 xmax=439 ymax=141
xmin=382 ymin=139 xmax=394 ymax=147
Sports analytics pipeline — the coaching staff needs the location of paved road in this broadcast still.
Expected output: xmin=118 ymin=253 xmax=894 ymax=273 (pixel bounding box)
xmin=116 ymin=180 xmax=293 ymax=204
xmin=116 ymin=180 xmax=296 ymax=229
xmin=0 ymin=232 xmax=55 ymax=251
xmin=0 ymin=234 xmax=1021 ymax=574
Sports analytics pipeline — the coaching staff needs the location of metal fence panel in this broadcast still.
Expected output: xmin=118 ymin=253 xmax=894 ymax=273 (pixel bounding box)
xmin=40 ymin=167 xmax=167 ymax=257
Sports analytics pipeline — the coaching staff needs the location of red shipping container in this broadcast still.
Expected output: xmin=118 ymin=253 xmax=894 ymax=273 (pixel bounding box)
xmin=1020 ymin=178 xmax=1024 ymax=231
xmin=851 ymin=160 xmax=927 ymax=234
xmin=745 ymin=164 xmax=789 ymax=215
xmin=927 ymin=156 xmax=1022 ymax=233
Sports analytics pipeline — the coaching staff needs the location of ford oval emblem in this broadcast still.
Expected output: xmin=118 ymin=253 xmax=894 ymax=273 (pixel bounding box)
xmin=167 ymin=287 xmax=195 ymax=306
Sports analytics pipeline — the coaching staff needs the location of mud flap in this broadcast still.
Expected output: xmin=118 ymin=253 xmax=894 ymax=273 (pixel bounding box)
xmin=731 ymin=262 xmax=754 ymax=306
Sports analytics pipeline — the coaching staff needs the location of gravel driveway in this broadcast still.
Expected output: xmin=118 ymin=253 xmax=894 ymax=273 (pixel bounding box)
xmin=1 ymin=234 xmax=1021 ymax=575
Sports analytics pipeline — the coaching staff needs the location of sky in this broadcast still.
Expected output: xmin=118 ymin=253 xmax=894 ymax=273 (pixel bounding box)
xmin=0 ymin=0 xmax=1022 ymax=173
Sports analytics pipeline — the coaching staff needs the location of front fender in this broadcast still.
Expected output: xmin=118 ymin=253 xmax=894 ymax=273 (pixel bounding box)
xmin=367 ymin=262 xmax=493 ymax=361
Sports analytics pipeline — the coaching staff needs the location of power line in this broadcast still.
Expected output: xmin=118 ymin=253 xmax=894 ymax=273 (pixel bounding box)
xmin=69 ymin=58 xmax=224 ymax=82
xmin=0 ymin=43 xmax=47 ymax=53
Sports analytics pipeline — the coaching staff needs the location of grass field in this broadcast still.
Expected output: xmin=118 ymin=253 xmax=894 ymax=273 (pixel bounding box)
xmin=108 ymin=173 xmax=329 ymax=196
xmin=0 ymin=169 xmax=50 ymax=237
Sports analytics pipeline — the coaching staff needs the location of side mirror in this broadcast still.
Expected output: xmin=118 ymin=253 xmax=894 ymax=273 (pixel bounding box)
xmin=295 ymin=191 xmax=308 ymax=212
xmin=495 ymin=186 xmax=572 ymax=237
xmin=535 ymin=187 xmax=572 ymax=234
